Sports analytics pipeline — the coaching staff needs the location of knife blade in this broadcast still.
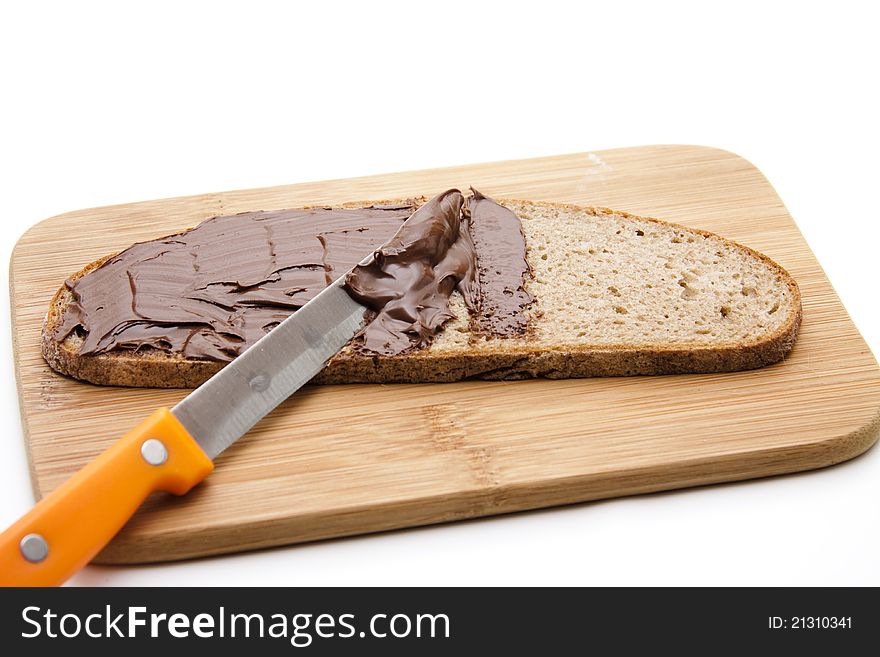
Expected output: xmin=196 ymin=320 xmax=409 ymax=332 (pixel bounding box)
xmin=173 ymin=279 xmax=368 ymax=459
xmin=0 ymin=277 xmax=369 ymax=586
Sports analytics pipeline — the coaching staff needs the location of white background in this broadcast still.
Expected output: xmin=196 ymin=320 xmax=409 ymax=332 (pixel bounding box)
xmin=1 ymin=1 xmax=877 ymax=586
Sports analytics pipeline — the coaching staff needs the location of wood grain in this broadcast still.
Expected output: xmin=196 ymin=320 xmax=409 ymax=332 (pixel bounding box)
xmin=10 ymin=145 xmax=880 ymax=564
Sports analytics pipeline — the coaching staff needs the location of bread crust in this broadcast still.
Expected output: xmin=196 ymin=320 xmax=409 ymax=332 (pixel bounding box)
xmin=41 ymin=201 xmax=803 ymax=388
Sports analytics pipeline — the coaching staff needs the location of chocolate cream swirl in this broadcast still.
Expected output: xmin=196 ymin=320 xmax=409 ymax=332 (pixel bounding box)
xmin=345 ymin=188 xmax=534 ymax=355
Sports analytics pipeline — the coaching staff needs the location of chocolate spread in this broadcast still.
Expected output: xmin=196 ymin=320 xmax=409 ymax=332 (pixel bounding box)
xmin=345 ymin=189 xmax=478 ymax=355
xmin=55 ymin=205 xmax=415 ymax=361
xmin=55 ymin=189 xmax=534 ymax=361
xmin=465 ymin=188 xmax=534 ymax=336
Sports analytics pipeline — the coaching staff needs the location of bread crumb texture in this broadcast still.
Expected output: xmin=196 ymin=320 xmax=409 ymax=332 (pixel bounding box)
xmin=429 ymin=202 xmax=795 ymax=354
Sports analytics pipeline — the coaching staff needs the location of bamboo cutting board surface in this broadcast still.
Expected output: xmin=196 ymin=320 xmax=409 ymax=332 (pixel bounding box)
xmin=10 ymin=145 xmax=880 ymax=564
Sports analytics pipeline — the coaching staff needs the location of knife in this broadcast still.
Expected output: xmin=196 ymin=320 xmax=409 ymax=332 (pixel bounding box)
xmin=0 ymin=277 xmax=368 ymax=586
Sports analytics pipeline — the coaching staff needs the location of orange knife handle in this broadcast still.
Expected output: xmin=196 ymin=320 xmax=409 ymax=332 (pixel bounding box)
xmin=0 ymin=408 xmax=213 ymax=587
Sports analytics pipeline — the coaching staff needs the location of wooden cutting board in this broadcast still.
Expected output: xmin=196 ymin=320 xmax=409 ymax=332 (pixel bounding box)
xmin=11 ymin=145 xmax=880 ymax=564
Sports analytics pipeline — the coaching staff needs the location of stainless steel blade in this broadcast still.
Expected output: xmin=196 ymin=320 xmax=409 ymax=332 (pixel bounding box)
xmin=172 ymin=278 xmax=368 ymax=459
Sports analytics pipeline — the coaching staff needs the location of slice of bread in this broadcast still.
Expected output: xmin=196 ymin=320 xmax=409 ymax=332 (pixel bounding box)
xmin=42 ymin=199 xmax=802 ymax=387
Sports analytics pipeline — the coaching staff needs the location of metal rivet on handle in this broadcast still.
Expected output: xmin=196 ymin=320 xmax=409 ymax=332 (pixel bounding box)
xmin=141 ymin=439 xmax=168 ymax=466
xmin=20 ymin=533 xmax=49 ymax=563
